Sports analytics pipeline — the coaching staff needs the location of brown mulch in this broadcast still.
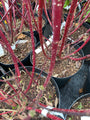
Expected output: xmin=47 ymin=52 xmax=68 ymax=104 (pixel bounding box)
xmin=33 ymin=43 xmax=82 ymax=78
xmin=0 ymin=35 xmax=32 ymax=64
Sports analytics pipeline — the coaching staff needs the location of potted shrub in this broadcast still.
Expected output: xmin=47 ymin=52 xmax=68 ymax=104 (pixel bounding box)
xmin=74 ymin=0 xmax=90 ymax=58
xmin=29 ymin=0 xmax=90 ymax=88
xmin=0 ymin=66 xmax=61 ymax=120
xmin=80 ymin=0 xmax=90 ymax=29
xmin=30 ymin=38 xmax=84 ymax=88
xmin=0 ymin=0 xmax=41 ymax=71
xmin=0 ymin=30 xmax=37 ymax=71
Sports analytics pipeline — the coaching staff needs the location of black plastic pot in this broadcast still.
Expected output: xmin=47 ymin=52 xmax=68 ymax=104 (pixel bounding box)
xmin=34 ymin=12 xmax=48 ymax=30
xmin=22 ymin=31 xmax=40 ymax=44
xmin=43 ymin=23 xmax=52 ymax=38
xmin=0 ymin=66 xmax=64 ymax=119
xmin=53 ymin=45 xmax=84 ymax=89
xmin=64 ymin=93 xmax=90 ymax=120
xmin=59 ymin=61 xmax=88 ymax=111
xmin=83 ymin=41 xmax=90 ymax=56
xmin=22 ymin=10 xmax=52 ymax=44
xmin=30 ymin=43 xmax=84 ymax=89
xmin=22 ymin=24 xmax=52 ymax=50
xmin=83 ymin=63 xmax=90 ymax=94
xmin=0 ymin=35 xmax=37 ymax=72
xmin=83 ymin=22 xmax=90 ymax=29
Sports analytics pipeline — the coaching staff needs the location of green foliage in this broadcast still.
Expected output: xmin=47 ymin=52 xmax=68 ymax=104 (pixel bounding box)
xmin=29 ymin=110 xmax=36 ymax=118
xmin=84 ymin=9 xmax=90 ymax=23
xmin=12 ymin=105 xmax=18 ymax=110
xmin=69 ymin=117 xmax=72 ymax=120
xmin=63 ymin=0 xmax=71 ymax=8
xmin=38 ymin=85 xmax=44 ymax=90
xmin=49 ymin=95 xmax=51 ymax=99
xmin=77 ymin=102 xmax=83 ymax=110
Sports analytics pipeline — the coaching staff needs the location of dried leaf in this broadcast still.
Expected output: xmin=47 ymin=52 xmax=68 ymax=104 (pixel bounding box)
xmin=44 ymin=96 xmax=53 ymax=106
xmin=79 ymin=88 xmax=83 ymax=94
xmin=55 ymin=97 xmax=58 ymax=108
xmin=17 ymin=34 xmax=26 ymax=40
xmin=75 ymin=23 xmax=79 ymax=28
xmin=76 ymin=61 xmax=81 ymax=68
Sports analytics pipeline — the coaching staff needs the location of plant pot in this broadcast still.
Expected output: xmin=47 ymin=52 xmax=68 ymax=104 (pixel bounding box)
xmin=65 ymin=93 xmax=90 ymax=120
xmin=83 ymin=63 xmax=90 ymax=94
xmin=43 ymin=23 xmax=52 ymax=39
xmin=81 ymin=40 xmax=90 ymax=59
xmin=59 ymin=62 xmax=88 ymax=110
xmin=0 ymin=66 xmax=63 ymax=119
xmin=30 ymin=40 xmax=84 ymax=89
xmin=0 ymin=34 xmax=37 ymax=72
xmin=83 ymin=22 xmax=90 ymax=29
xmin=22 ymin=11 xmax=51 ymax=44
xmin=53 ymin=44 xmax=84 ymax=88
xmin=33 ymin=12 xmax=48 ymax=32
xmin=22 ymin=31 xmax=40 ymax=44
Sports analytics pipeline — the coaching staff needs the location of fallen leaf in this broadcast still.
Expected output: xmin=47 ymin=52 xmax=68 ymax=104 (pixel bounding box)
xmin=79 ymin=88 xmax=83 ymax=94
xmin=55 ymin=97 xmax=58 ymax=108
xmin=44 ymin=96 xmax=53 ymax=106
xmin=17 ymin=34 xmax=26 ymax=40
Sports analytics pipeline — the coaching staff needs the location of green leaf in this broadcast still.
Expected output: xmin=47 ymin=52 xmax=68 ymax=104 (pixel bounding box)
xmin=63 ymin=0 xmax=70 ymax=8
xmin=49 ymin=95 xmax=51 ymax=99
xmin=12 ymin=105 xmax=18 ymax=110
xmin=29 ymin=110 xmax=36 ymax=118
xmin=69 ymin=117 xmax=72 ymax=120
xmin=77 ymin=102 xmax=83 ymax=110
xmin=38 ymin=85 xmax=44 ymax=90
xmin=83 ymin=8 xmax=90 ymax=23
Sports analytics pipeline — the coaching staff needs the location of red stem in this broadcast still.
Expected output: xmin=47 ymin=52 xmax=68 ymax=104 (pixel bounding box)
xmin=1 ymin=0 xmax=10 ymax=27
xmin=0 ymin=111 xmax=12 ymax=116
xmin=61 ymin=36 xmax=90 ymax=60
xmin=78 ymin=0 xmax=90 ymax=23
xmin=58 ymin=0 xmax=78 ymax=57
xmin=8 ymin=0 xmax=13 ymax=43
xmin=44 ymin=0 xmax=52 ymax=27
xmin=19 ymin=0 xmax=25 ymax=32
xmin=12 ymin=2 xmax=16 ymax=29
xmin=24 ymin=0 xmax=35 ymax=94
xmin=26 ymin=106 xmax=63 ymax=120
xmin=68 ymin=13 xmax=90 ymax=36
xmin=44 ymin=0 xmax=63 ymax=87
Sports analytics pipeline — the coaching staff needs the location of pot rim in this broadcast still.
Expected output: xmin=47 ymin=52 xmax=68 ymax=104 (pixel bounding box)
xmin=30 ymin=43 xmax=84 ymax=80
xmin=64 ymin=93 xmax=90 ymax=120
xmin=0 ymin=35 xmax=37 ymax=68
xmin=0 ymin=66 xmax=61 ymax=109
xmin=0 ymin=66 xmax=62 ymax=119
